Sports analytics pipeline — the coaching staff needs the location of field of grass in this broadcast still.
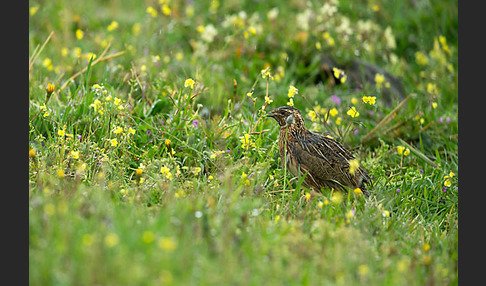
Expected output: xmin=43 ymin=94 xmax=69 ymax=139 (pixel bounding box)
xmin=29 ymin=0 xmax=458 ymax=285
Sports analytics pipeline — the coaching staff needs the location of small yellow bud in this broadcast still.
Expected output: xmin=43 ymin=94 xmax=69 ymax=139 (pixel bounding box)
xmin=46 ymin=83 xmax=55 ymax=94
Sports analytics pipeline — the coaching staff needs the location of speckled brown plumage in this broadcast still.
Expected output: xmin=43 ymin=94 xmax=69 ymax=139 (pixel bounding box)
xmin=266 ymin=106 xmax=372 ymax=196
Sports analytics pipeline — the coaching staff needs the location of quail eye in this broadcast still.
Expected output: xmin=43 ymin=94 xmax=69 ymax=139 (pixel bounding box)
xmin=285 ymin=114 xmax=294 ymax=126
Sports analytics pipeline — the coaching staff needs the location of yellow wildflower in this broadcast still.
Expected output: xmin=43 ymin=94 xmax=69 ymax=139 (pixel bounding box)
xmin=439 ymin=35 xmax=451 ymax=55
xmin=30 ymin=6 xmax=39 ymax=16
xmin=109 ymin=138 xmax=118 ymax=147
xmin=58 ymin=125 xmax=66 ymax=137
xmin=444 ymin=179 xmax=451 ymax=187
xmin=288 ymin=85 xmax=298 ymax=98
xmin=147 ymin=6 xmax=158 ymax=17
xmin=362 ymin=96 xmax=377 ymax=105
xmin=158 ymin=237 xmax=177 ymax=252
xmin=89 ymin=99 xmax=103 ymax=114
xmin=347 ymin=107 xmax=359 ymax=118
xmin=69 ymin=150 xmax=80 ymax=159
xmin=353 ymin=188 xmax=362 ymax=195
xmin=75 ymin=29 xmax=84 ymax=40
xmin=261 ymin=67 xmax=273 ymax=80
xmin=403 ymin=148 xmax=410 ymax=156
xmin=304 ymin=192 xmax=311 ymax=200
xmin=415 ymin=51 xmax=429 ymax=66
xmin=330 ymin=192 xmax=343 ymax=204
xmin=174 ymin=189 xmax=184 ymax=198
xmin=57 ymin=169 xmax=65 ymax=178
xmin=165 ymin=139 xmax=171 ymax=146
xmin=308 ymin=110 xmax=317 ymax=122
xmin=375 ymin=73 xmax=386 ymax=88
xmin=107 ymin=21 xmax=119 ymax=32
xmin=287 ymin=98 xmax=294 ymax=107
xmin=42 ymin=58 xmax=53 ymax=71
xmin=192 ymin=167 xmax=202 ymax=175
xmin=397 ymin=145 xmax=405 ymax=155
xmin=432 ymin=102 xmax=438 ymax=109
xmin=427 ymin=83 xmax=438 ymax=95
xmin=332 ymin=67 xmax=346 ymax=84
xmin=160 ymin=166 xmax=170 ymax=175
xmin=264 ymin=95 xmax=273 ymax=105
xmin=184 ymin=78 xmax=195 ymax=89
xmin=160 ymin=166 xmax=173 ymax=179
xmin=83 ymin=52 xmax=96 ymax=61
xmin=329 ymin=108 xmax=338 ymax=117
xmin=345 ymin=210 xmax=354 ymax=219
xmin=240 ymin=133 xmax=255 ymax=149
xmin=327 ymin=37 xmax=335 ymax=46
xmin=161 ymin=4 xmax=171 ymax=15
xmin=113 ymin=126 xmax=123 ymax=134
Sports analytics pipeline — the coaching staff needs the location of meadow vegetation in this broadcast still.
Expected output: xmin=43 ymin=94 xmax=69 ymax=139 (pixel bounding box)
xmin=29 ymin=0 xmax=458 ymax=284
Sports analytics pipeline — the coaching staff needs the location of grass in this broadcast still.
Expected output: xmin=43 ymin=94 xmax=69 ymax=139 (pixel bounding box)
xmin=29 ymin=0 xmax=458 ymax=285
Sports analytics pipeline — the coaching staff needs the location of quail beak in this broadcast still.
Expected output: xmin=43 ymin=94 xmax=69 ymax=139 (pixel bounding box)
xmin=265 ymin=110 xmax=276 ymax=118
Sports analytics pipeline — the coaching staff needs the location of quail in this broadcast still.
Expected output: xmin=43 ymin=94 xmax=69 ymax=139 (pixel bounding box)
xmin=266 ymin=106 xmax=372 ymax=196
